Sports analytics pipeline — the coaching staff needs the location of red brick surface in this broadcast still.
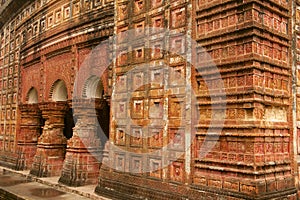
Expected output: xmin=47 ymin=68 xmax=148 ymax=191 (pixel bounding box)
xmin=0 ymin=0 xmax=299 ymax=199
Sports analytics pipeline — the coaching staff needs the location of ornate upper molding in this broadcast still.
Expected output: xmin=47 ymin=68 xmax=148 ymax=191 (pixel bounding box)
xmin=0 ymin=0 xmax=34 ymax=27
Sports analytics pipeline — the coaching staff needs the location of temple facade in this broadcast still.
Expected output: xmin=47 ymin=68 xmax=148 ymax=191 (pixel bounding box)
xmin=0 ymin=0 xmax=299 ymax=199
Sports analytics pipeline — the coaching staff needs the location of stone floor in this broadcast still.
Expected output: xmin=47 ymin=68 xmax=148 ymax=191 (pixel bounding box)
xmin=0 ymin=167 xmax=110 ymax=200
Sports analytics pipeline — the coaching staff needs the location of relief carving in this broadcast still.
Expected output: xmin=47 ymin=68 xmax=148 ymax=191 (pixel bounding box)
xmin=264 ymin=106 xmax=287 ymax=122
xmin=149 ymin=99 xmax=163 ymax=118
xmin=171 ymin=8 xmax=186 ymax=28
xmin=130 ymin=128 xmax=143 ymax=147
xmin=118 ymin=4 xmax=128 ymax=20
xmin=169 ymin=99 xmax=183 ymax=118
xmin=148 ymin=128 xmax=163 ymax=148
xmin=131 ymin=157 xmax=142 ymax=173
xmin=170 ymin=161 xmax=183 ymax=182
xmin=134 ymin=0 xmax=144 ymax=13
xmin=149 ymin=158 xmax=161 ymax=178
xmin=115 ymin=128 xmax=126 ymax=145
xmin=169 ymin=128 xmax=184 ymax=150
xmin=132 ymin=99 xmax=144 ymax=118
xmin=115 ymin=154 xmax=125 ymax=171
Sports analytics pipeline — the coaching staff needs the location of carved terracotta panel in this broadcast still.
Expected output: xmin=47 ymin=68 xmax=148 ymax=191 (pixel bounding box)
xmin=150 ymin=69 xmax=163 ymax=87
xmin=115 ymin=153 xmax=125 ymax=171
xmin=130 ymin=128 xmax=143 ymax=147
xmin=171 ymin=7 xmax=186 ymax=28
xmin=168 ymin=128 xmax=184 ymax=150
xmin=130 ymin=156 xmax=142 ymax=173
xmin=170 ymin=161 xmax=184 ymax=182
xmin=148 ymin=128 xmax=163 ymax=148
xmin=149 ymin=98 xmax=163 ymax=119
xmin=115 ymin=127 xmax=126 ymax=145
xmin=148 ymin=157 xmax=162 ymax=179
xmin=116 ymin=101 xmax=127 ymax=118
xmin=131 ymin=99 xmax=144 ymax=119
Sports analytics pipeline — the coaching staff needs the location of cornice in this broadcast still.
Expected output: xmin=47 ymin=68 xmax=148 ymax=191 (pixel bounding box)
xmin=0 ymin=0 xmax=34 ymax=28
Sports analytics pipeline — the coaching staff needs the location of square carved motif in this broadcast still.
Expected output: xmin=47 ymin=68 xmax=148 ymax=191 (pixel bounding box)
xmin=64 ymin=6 xmax=70 ymax=19
xmin=134 ymin=0 xmax=144 ymax=13
xmin=118 ymin=3 xmax=128 ymax=20
xmin=170 ymin=161 xmax=184 ymax=182
xmin=134 ymin=21 xmax=145 ymax=36
xmin=170 ymin=36 xmax=185 ymax=55
xmin=169 ymin=65 xmax=185 ymax=86
xmin=151 ymin=15 xmax=164 ymax=30
xmin=150 ymin=69 xmax=163 ymax=87
xmin=84 ymin=0 xmax=91 ymax=10
xmin=47 ymin=13 xmax=54 ymax=27
xmin=55 ymin=9 xmax=61 ymax=23
xmin=149 ymin=99 xmax=163 ymax=119
xmin=130 ymin=156 xmax=142 ymax=173
xmin=169 ymin=98 xmax=183 ymax=118
xmin=148 ymin=128 xmax=163 ymax=148
xmin=130 ymin=128 xmax=143 ymax=147
xmin=118 ymin=50 xmax=128 ymax=66
xmin=133 ymin=72 xmax=144 ymax=90
xmin=115 ymin=127 xmax=126 ymax=145
xmin=171 ymin=7 xmax=186 ymax=28
xmin=169 ymin=128 xmax=184 ymax=150
xmin=131 ymin=99 xmax=144 ymax=119
xmin=115 ymin=153 xmax=125 ymax=171
xmin=94 ymin=0 xmax=102 ymax=6
xmin=133 ymin=47 xmax=144 ymax=62
xmin=151 ymin=42 xmax=163 ymax=59
xmin=116 ymin=75 xmax=127 ymax=92
xmin=73 ymin=1 xmax=80 ymax=15
xmin=116 ymin=101 xmax=126 ymax=118
xmin=149 ymin=158 xmax=162 ymax=179
xmin=40 ymin=20 xmax=46 ymax=31
xmin=117 ymin=26 xmax=128 ymax=43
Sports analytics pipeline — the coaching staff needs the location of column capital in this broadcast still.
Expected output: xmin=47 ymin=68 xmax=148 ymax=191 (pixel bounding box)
xmin=72 ymin=98 xmax=106 ymax=117
xmin=38 ymin=101 xmax=69 ymax=118
xmin=19 ymin=103 xmax=41 ymax=115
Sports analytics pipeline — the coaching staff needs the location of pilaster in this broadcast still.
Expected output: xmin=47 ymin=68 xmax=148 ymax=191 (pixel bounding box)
xmin=30 ymin=102 xmax=68 ymax=177
xmin=59 ymin=99 xmax=106 ymax=186
xmin=16 ymin=104 xmax=41 ymax=170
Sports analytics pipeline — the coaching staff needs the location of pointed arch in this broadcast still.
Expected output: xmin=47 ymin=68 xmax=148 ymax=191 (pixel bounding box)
xmin=26 ymin=87 xmax=38 ymax=104
xmin=49 ymin=79 xmax=68 ymax=102
xmin=82 ymin=75 xmax=104 ymax=99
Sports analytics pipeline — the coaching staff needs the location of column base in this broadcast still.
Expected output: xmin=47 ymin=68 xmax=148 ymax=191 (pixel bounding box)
xmin=16 ymin=143 xmax=37 ymax=170
xmin=30 ymin=145 xmax=66 ymax=177
xmin=59 ymin=150 xmax=101 ymax=187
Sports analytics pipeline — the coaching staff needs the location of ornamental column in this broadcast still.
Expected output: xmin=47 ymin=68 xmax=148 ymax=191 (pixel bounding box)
xmin=30 ymin=102 xmax=68 ymax=177
xmin=59 ymin=99 xmax=105 ymax=186
xmin=16 ymin=104 xmax=42 ymax=170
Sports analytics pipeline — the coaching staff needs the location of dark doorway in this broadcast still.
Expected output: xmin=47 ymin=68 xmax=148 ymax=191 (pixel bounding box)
xmin=63 ymin=108 xmax=75 ymax=139
xmin=97 ymin=101 xmax=110 ymax=146
xmin=39 ymin=117 xmax=45 ymax=135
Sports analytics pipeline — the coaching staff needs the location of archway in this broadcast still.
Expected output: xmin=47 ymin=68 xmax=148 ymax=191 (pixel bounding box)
xmin=83 ymin=76 xmax=109 ymax=143
xmin=30 ymin=80 xmax=73 ymax=177
xmin=82 ymin=75 xmax=104 ymax=99
xmin=26 ymin=87 xmax=44 ymax=135
xmin=59 ymin=75 xmax=110 ymax=186
xmin=27 ymin=87 xmax=38 ymax=104
xmin=50 ymin=79 xmax=74 ymax=139
xmin=51 ymin=80 xmax=68 ymax=101
xmin=17 ymin=87 xmax=43 ymax=170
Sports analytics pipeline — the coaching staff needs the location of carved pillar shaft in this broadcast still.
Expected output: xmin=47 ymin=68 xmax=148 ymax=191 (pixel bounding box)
xmin=30 ymin=102 xmax=68 ymax=177
xmin=59 ymin=99 xmax=105 ymax=186
xmin=16 ymin=104 xmax=41 ymax=170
